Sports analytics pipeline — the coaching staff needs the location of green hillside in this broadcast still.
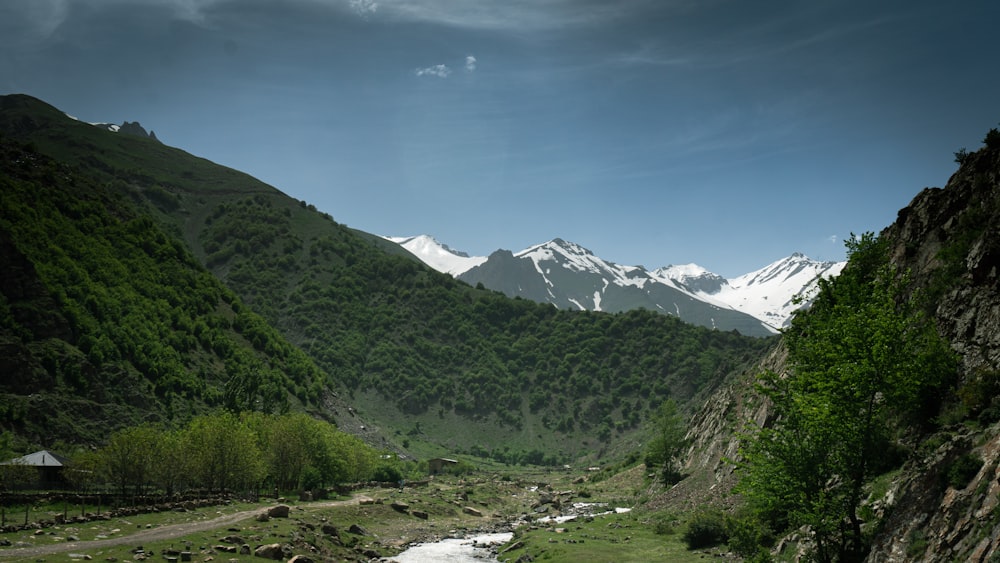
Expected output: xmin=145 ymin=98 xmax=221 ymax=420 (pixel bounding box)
xmin=0 ymin=94 xmax=773 ymax=462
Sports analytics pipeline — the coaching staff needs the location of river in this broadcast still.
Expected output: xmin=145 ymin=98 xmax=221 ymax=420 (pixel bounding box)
xmin=387 ymin=532 xmax=514 ymax=563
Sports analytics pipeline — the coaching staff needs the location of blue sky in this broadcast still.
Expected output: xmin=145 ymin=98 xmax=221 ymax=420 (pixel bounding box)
xmin=2 ymin=0 xmax=998 ymax=277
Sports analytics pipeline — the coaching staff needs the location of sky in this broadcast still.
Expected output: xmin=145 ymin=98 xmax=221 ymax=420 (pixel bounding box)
xmin=2 ymin=1 xmax=999 ymax=277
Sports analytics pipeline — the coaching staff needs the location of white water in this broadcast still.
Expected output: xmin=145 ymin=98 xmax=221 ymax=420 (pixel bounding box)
xmin=388 ymin=532 xmax=514 ymax=562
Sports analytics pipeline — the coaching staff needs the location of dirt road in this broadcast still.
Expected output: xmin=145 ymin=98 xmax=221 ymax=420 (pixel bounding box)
xmin=0 ymin=496 xmax=363 ymax=560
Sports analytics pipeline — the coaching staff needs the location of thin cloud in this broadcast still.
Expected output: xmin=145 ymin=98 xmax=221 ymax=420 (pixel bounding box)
xmin=827 ymin=235 xmax=838 ymax=245
xmin=465 ymin=55 xmax=477 ymax=72
xmin=350 ymin=0 xmax=378 ymax=16
xmin=370 ymin=0 xmax=667 ymax=30
xmin=415 ymin=64 xmax=451 ymax=78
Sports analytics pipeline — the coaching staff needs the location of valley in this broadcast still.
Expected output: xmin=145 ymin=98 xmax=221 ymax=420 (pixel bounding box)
xmin=2 ymin=93 xmax=1000 ymax=562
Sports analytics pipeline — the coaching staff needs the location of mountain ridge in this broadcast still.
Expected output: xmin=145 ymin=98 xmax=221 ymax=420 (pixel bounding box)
xmin=388 ymin=234 xmax=844 ymax=332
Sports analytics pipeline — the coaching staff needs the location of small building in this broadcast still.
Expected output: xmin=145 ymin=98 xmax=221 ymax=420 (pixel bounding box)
xmin=1 ymin=450 xmax=70 ymax=489
xmin=427 ymin=458 xmax=458 ymax=475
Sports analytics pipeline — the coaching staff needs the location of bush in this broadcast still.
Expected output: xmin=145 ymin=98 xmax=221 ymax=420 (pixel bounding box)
xmin=371 ymin=463 xmax=403 ymax=483
xmin=947 ymin=453 xmax=983 ymax=490
xmin=984 ymin=127 xmax=1000 ymax=149
xmin=682 ymin=509 xmax=728 ymax=549
xmin=299 ymin=465 xmax=323 ymax=491
xmin=725 ymin=512 xmax=775 ymax=561
xmin=651 ymin=511 xmax=681 ymax=536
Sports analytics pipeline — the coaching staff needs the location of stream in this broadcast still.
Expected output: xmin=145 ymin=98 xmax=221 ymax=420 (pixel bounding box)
xmin=386 ymin=502 xmax=632 ymax=562
xmin=387 ymin=532 xmax=514 ymax=562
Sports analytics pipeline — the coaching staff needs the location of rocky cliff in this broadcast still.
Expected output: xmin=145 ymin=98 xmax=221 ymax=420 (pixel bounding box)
xmin=865 ymin=138 xmax=1000 ymax=562
xmin=674 ymin=134 xmax=1000 ymax=561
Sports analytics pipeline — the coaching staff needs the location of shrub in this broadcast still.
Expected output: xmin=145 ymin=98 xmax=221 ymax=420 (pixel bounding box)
xmin=682 ymin=508 xmax=728 ymax=549
xmin=299 ymin=465 xmax=323 ymax=491
xmin=906 ymin=529 xmax=929 ymax=559
xmin=947 ymin=453 xmax=983 ymax=490
xmin=726 ymin=512 xmax=775 ymax=560
xmin=984 ymin=127 xmax=1000 ymax=149
xmin=651 ymin=511 xmax=681 ymax=536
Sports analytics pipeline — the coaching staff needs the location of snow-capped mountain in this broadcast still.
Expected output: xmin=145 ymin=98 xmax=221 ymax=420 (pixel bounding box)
xmin=386 ymin=235 xmax=487 ymax=276
xmin=704 ymin=253 xmax=845 ymax=329
xmin=385 ymin=235 xmax=845 ymax=336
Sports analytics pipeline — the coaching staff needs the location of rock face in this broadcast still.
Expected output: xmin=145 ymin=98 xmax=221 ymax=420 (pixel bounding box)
xmin=864 ymin=142 xmax=1000 ymax=562
xmin=880 ymin=145 xmax=1000 ymax=373
xmin=676 ymin=139 xmax=1000 ymax=562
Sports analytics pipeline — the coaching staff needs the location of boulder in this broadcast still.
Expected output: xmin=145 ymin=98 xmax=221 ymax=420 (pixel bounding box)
xmin=267 ymin=504 xmax=291 ymax=518
xmin=254 ymin=543 xmax=286 ymax=560
xmin=463 ymin=506 xmax=484 ymax=517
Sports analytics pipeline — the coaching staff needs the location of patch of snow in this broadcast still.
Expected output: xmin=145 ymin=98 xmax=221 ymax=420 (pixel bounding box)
xmin=384 ymin=235 xmax=486 ymax=276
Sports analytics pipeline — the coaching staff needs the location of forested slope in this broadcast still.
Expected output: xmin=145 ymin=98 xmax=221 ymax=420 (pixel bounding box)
xmin=0 ymin=94 xmax=773 ymax=461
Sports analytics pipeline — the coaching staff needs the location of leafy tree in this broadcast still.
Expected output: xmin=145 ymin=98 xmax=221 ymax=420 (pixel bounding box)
xmin=183 ymin=412 xmax=265 ymax=492
xmin=149 ymin=429 xmax=189 ymax=495
xmin=64 ymin=450 xmax=102 ymax=493
xmin=100 ymin=425 xmax=161 ymax=496
xmin=645 ymin=399 xmax=689 ymax=485
xmin=737 ymin=233 xmax=957 ymax=562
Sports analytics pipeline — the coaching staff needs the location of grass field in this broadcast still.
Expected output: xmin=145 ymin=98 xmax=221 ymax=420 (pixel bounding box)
xmin=0 ymin=467 xmax=734 ymax=562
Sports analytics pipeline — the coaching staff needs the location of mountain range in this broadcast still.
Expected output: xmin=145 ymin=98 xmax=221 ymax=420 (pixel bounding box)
xmin=386 ymin=235 xmax=845 ymax=336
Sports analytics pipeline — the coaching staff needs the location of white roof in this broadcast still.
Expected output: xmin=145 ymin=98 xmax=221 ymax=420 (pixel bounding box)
xmin=1 ymin=450 xmax=68 ymax=467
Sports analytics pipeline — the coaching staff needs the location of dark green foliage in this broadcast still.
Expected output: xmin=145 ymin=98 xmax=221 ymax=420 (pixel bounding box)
xmin=737 ymin=233 xmax=958 ymax=562
xmin=370 ymin=463 xmax=403 ymax=483
xmin=0 ymin=133 xmax=326 ymax=444
xmin=946 ymin=453 xmax=983 ymax=490
xmin=682 ymin=508 xmax=728 ymax=549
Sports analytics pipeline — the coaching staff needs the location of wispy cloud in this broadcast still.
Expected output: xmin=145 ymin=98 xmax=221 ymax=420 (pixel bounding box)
xmin=370 ymin=0 xmax=667 ymax=30
xmin=827 ymin=235 xmax=839 ymax=245
xmin=350 ymin=0 xmax=378 ymax=16
xmin=415 ymin=64 xmax=451 ymax=78
xmin=464 ymin=55 xmax=477 ymax=72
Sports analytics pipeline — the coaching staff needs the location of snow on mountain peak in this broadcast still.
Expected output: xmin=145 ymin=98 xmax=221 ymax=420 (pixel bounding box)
xmin=712 ymin=254 xmax=845 ymax=328
xmin=386 ymin=233 xmax=843 ymax=331
xmin=384 ymin=235 xmax=486 ymax=276
xmin=658 ymin=263 xmax=712 ymax=278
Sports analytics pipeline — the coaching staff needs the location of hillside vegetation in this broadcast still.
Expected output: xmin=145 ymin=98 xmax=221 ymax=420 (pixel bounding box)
xmin=0 ymin=94 xmax=772 ymax=461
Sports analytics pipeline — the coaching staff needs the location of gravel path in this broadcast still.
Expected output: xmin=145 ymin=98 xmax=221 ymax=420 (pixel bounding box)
xmin=0 ymin=496 xmax=362 ymax=560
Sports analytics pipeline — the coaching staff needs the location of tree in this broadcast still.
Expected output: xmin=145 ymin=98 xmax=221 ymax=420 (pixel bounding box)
xmin=149 ymin=429 xmax=189 ymax=495
xmin=100 ymin=425 xmax=161 ymax=497
xmin=645 ymin=399 xmax=689 ymax=485
xmin=183 ymin=412 xmax=265 ymax=493
xmin=737 ymin=233 xmax=957 ymax=562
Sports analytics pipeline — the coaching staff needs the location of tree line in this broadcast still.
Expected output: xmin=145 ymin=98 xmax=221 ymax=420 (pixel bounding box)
xmin=52 ymin=412 xmax=392 ymax=498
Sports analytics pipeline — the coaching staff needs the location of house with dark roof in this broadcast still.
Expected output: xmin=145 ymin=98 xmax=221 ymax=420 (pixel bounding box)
xmin=1 ymin=450 xmax=70 ymax=489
